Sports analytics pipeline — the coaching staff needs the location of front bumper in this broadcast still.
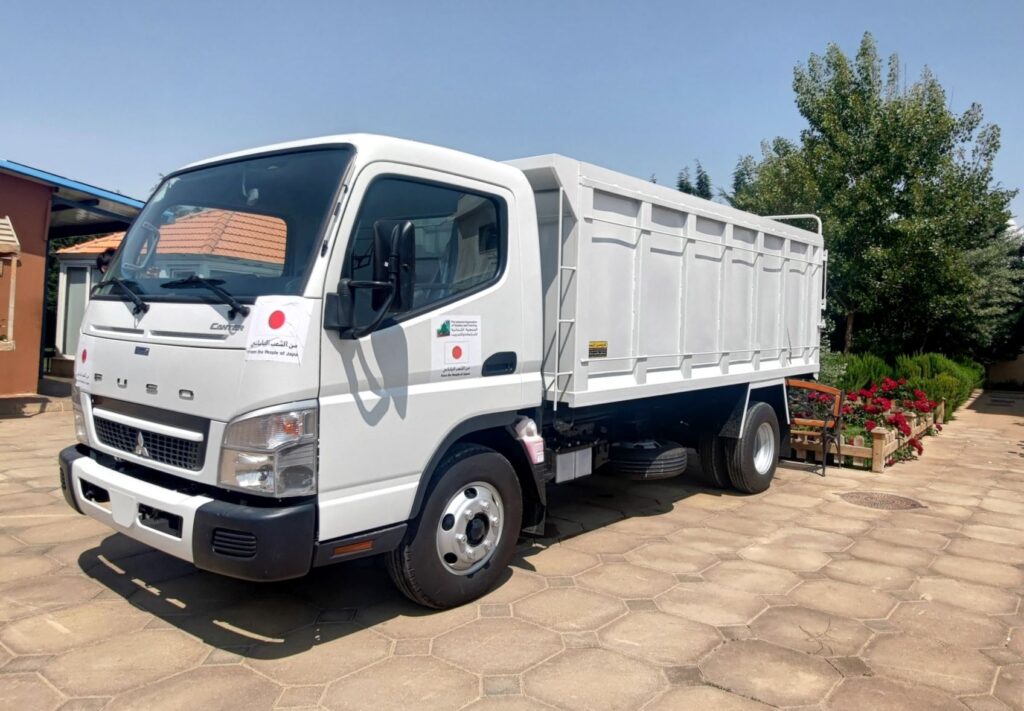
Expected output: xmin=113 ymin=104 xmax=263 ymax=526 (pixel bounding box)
xmin=59 ymin=445 xmax=315 ymax=581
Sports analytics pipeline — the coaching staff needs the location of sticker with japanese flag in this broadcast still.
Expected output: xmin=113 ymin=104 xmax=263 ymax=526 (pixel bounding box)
xmin=244 ymin=296 xmax=313 ymax=364
xmin=431 ymin=315 xmax=482 ymax=379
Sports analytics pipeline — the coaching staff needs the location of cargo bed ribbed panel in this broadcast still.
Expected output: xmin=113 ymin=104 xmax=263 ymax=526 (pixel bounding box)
xmin=507 ymin=155 xmax=826 ymax=408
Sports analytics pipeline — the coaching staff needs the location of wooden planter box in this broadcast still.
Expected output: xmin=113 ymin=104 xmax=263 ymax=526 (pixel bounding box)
xmin=789 ymin=401 xmax=945 ymax=473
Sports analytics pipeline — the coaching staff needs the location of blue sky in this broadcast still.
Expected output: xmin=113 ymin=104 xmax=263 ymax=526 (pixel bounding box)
xmin=3 ymin=0 xmax=1022 ymax=218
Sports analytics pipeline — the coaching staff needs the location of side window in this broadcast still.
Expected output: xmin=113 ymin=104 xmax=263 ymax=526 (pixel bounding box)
xmin=347 ymin=178 xmax=503 ymax=321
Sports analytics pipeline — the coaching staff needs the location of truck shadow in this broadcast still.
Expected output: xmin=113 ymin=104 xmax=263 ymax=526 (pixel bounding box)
xmin=77 ymin=452 xmax=747 ymax=659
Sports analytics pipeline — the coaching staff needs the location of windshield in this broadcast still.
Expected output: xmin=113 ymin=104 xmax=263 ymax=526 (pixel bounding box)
xmin=95 ymin=147 xmax=352 ymax=303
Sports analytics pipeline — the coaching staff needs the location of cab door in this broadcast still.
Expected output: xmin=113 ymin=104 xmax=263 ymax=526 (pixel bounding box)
xmin=317 ymin=162 xmax=528 ymax=541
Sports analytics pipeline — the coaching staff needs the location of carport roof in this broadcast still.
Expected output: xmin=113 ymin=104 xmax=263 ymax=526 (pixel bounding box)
xmin=0 ymin=159 xmax=144 ymax=239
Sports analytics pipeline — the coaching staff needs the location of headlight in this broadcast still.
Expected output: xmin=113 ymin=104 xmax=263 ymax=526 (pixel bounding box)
xmin=219 ymin=407 xmax=318 ymax=497
xmin=71 ymin=384 xmax=88 ymax=445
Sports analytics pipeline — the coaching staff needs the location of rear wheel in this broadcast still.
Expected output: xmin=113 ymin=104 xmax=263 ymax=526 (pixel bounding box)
xmin=387 ymin=444 xmax=522 ymax=609
xmin=724 ymin=402 xmax=780 ymax=494
xmin=697 ymin=433 xmax=732 ymax=489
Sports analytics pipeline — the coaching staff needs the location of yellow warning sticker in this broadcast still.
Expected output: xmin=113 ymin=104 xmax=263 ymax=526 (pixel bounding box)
xmin=588 ymin=341 xmax=608 ymax=358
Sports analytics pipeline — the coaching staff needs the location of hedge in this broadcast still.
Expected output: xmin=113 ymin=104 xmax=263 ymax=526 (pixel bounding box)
xmin=821 ymin=352 xmax=983 ymax=421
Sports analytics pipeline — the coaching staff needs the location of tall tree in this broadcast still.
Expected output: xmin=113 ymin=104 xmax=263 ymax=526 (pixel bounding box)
xmin=676 ymin=167 xmax=695 ymax=195
xmin=731 ymin=33 xmax=1020 ymax=359
xmin=695 ymin=161 xmax=713 ymax=199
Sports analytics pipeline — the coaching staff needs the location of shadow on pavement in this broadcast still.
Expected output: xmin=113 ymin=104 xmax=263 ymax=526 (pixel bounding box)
xmin=77 ymin=453 xmax=744 ymax=659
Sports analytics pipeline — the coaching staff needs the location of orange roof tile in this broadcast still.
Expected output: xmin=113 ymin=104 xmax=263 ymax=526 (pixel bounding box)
xmin=56 ymin=209 xmax=286 ymax=264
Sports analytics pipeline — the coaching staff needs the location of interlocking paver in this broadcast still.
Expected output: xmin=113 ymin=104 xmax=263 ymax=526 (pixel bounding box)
xmin=702 ymin=559 xmax=801 ymax=594
xmin=42 ymin=628 xmax=208 ymax=696
xmin=523 ymin=647 xmax=664 ymax=710
xmin=1 ymin=392 xmax=1021 ymax=709
xmin=514 ymin=587 xmax=625 ymax=631
xmin=646 ymin=685 xmax=772 ymax=710
xmin=433 ymin=617 xmax=562 ymax=674
xmin=105 ymin=665 xmax=280 ymax=711
xmin=738 ymin=544 xmax=831 ymax=571
xmin=701 ymin=639 xmax=840 ymax=707
xmin=246 ymin=624 xmax=390 ymax=684
xmin=576 ymin=562 xmax=675 ymax=598
xmin=826 ymin=676 xmax=972 ymax=711
xmin=864 ymin=633 xmax=997 ymax=695
xmin=0 ymin=602 xmax=149 ymax=654
xmin=993 ymin=664 xmax=1024 ymax=709
xmin=598 ymin=610 xmax=720 ymax=665
xmin=656 ymin=582 xmax=767 ymax=626
xmin=323 ymin=656 xmax=477 ymax=711
xmin=822 ymin=558 xmax=918 ymax=590
xmin=0 ymin=673 xmax=63 ymax=711
xmin=888 ymin=601 xmax=1008 ymax=648
xmin=944 ymin=551 xmax=1024 ymax=587
xmin=748 ymin=605 xmax=871 ymax=657
xmin=515 ymin=545 xmax=599 ymax=577
xmin=625 ymin=541 xmax=717 ymax=574
xmin=789 ymin=578 xmax=898 ymax=619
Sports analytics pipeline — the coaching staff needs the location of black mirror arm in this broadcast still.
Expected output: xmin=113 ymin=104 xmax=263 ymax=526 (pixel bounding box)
xmin=331 ymin=277 xmax=396 ymax=339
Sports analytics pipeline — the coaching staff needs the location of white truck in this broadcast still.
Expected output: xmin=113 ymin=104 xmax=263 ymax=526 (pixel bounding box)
xmin=59 ymin=135 xmax=825 ymax=608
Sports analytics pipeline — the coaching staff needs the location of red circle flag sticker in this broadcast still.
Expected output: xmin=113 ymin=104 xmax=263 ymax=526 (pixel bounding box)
xmin=451 ymin=345 xmax=463 ymax=360
xmin=268 ymin=310 xmax=286 ymax=329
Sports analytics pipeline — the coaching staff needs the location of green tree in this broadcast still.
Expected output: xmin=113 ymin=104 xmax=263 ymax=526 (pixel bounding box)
xmin=676 ymin=167 xmax=695 ymax=195
xmin=695 ymin=161 xmax=712 ymax=199
xmin=731 ymin=32 xmax=1021 ymax=360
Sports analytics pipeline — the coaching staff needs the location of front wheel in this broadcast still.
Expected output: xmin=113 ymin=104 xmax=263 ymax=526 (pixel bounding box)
xmin=724 ymin=402 xmax=780 ymax=494
xmin=387 ymin=444 xmax=523 ymax=609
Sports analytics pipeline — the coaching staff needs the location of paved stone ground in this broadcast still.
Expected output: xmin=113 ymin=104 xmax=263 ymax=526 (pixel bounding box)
xmin=1 ymin=392 xmax=1023 ymax=710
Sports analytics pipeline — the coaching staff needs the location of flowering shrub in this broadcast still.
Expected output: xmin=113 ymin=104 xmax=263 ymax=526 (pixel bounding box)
xmin=789 ymin=376 xmax=942 ymax=468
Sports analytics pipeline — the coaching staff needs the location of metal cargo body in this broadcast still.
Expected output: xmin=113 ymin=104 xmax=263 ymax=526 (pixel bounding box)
xmin=508 ymin=155 xmax=826 ymax=408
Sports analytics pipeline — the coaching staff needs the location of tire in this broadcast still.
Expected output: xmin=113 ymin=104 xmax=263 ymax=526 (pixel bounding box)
xmin=724 ymin=402 xmax=780 ymax=494
xmin=609 ymin=440 xmax=688 ymax=480
xmin=386 ymin=444 xmax=523 ymax=609
xmin=697 ymin=433 xmax=732 ymax=489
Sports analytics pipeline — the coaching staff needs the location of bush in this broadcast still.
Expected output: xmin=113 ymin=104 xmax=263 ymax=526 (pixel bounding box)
xmin=814 ymin=351 xmax=983 ymax=422
xmin=838 ymin=353 xmax=889 ymax=392
xmin=893 ymin=353 xmax=983 ymax=418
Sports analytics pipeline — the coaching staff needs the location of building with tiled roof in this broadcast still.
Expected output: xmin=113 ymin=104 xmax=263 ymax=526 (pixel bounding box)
xmin=53 ymin=209 xmax=286 ymax=366
xmin=56 ymin=208 xmax=286 ymax=264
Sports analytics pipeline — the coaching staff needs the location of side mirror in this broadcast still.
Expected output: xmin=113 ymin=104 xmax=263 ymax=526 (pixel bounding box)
xmin=325 ymin=220 xmax=416 ymax=339
xmin=371 ymin=220 xmax=416 ymax=311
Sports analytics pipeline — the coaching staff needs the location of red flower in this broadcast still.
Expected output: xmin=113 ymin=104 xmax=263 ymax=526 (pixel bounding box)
xmin=847 ymin=392 xmax=858 ymax=402
xmin=808 ymin=392 xmax=818 ymax=401
xmin=935 ymin=423 xmax=943 ymax=431
xmin=865 ymin=420 xmax=877 ymax=432
xmin=913 ymin=389 xmax=927 ymax=400
xmin=864 ymin=404 xmax=879 ymax=414
xmin=909 ymin=438 xmax=923 ymax=455
xmin=881 ymin=377 xmax=898 ymax=393
xmin=898 ymin=378 xmax=907 ymax=385
xmin=886 ymin=457 xmax=895 ymax=466
xmin=874 ymin=397 xmax=892 ymax=412
xmin=841 ymin=404 xmax=853 ymax=415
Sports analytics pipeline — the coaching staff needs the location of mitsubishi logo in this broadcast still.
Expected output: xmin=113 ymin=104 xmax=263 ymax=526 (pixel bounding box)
xmin=134 ymin=432 xmax=150 ymax=458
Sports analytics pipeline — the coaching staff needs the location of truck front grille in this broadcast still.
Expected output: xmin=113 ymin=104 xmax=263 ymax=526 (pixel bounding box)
xmin=212 ymin=528 xmax=258 ymax=558
xmin=93 ymin=417 xmax=203 ymax=471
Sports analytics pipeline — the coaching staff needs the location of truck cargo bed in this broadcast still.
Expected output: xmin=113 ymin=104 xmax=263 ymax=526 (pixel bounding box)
xmin=508 ymin=155 xmax=825 ymax=408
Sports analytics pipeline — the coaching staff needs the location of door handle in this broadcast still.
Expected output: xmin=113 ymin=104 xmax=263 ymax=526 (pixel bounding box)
xmin=482 ymin=351 xmax=517 ymax=377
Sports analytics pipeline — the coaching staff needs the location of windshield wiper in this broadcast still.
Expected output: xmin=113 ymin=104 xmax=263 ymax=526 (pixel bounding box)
xmin=160 ymin=274 xmax=251 ymax=319
xmin=94 ymin=278 xmax=150 ymax=315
